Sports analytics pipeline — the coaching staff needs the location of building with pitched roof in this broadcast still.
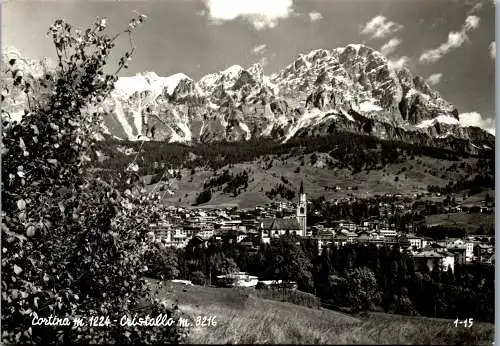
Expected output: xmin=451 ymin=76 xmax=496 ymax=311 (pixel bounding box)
xmin=259 ymin=181 xmax=307 ymax=243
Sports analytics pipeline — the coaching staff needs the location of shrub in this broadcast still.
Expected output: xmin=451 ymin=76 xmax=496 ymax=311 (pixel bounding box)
xmin=191 ymin=271 xmax=206 ymax=286
xmin=143 ymin=244 xmax=180 ymax=280
xmin=194 ymin=189 xmax=212 ymax=205
xmin=1 ymin=15 xmax=182 ymax=344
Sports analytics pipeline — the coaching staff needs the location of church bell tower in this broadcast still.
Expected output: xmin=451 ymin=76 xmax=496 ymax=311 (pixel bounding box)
xmin=296 ymin=181 xmax=307 ymax=237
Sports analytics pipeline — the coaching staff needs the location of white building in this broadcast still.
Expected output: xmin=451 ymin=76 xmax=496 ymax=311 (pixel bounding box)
xmin=465 ymin=242 xmax=474 ymax=261
xmin=407 ymin=234 xmax=423 ymax=249
xmin=296 ymin=181 xmax=307 ymax=237
xmin=163 ymin=229 xmax=189 ymax=248
xmin=196 ymin=229 xmax=214 ymax=240
xmin=216 ymin=272 xmax=259 ymax=287
xmin=442 ymin=252 xmax=455 ymax=273
xmin=380 ymin=229 xmax=397 ymax=237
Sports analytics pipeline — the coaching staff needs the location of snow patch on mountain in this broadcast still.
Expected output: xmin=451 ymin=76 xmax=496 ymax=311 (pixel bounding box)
xmin=239 ymin=122 xmax=251 ymax=140
xmin=113 ymin=72 xmax=192 ymax=99
xmin=284 ymin=108 xmax=327 ymax=142
xmin=165 ymin=73 xmax=191 ymax=95
xmin=357 ymin=100 xmax=383 ymax=112
xmin=222 ymin=65 xmax=243 ymax=79
xmin=416 ymin=115 xmax=460 ymax=128
xmin=113 ymin=101 xmax=135 ymax=139
xmin=340 ymin=108 xmax=355 ymax=121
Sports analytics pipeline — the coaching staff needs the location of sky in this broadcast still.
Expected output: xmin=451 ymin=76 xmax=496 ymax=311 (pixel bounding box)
xmin=2 ymin=0 xmax=496 ymax=134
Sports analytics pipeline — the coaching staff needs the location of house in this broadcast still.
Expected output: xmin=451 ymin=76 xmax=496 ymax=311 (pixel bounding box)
xmin=383 ymin=236 xmax=398 ymax=246
xmin=441 ymin=252 xmax=455 ymax=273
xmin=428 ymin=242 xmax=447 ymax=253
xmin=357 ymin=231 xmax=371 ymax=243
xmin=407 ymin=234 xmax=423 ymax=249
xmin=413 ymin=251 xmax=444 ymax=272
xmin=446 ymin=238 xmax=465 ymax=247
xmin=160 ymin=229 xmax=189 ymax=248
xmin=259 ymin=182 xmax=308 ymax=242
xmin=422 ymin=237 xmax=433 ymax=249
xmin=446 ymin=245 xmax=466 ymax=265
xmin=314 ymin=230 xmax=335 ymax=254
xmin=465 ymin=241 xmax=475 ymax=261
xmin=397 ymin=235 xmax=411 ymax=249
xmin=219 ymin=219 xmax=242 ymax=231
xmin=482 ymin=254 xmax=495 ymax=265
xmin=257 ymin=280 xmax=297 ymax=290
xmin=474 ymin=244 xmax=494 ymax=264
xmin=333 ymin=234 xmax=348 ymax=247
xmin=196 ymin=229 xmax=214 ymax=240
xmin=215 ymin=272 xmax=259 ymax=288
xmin=339 ymin=222 xmax=357 ymax=232
xmin=260 ymin=217 xmax=303 ymax=243
xmin=380 ymin=228 xmax=397 ymax=237
xmin=346 ymin=231 xmax=358 ymax=243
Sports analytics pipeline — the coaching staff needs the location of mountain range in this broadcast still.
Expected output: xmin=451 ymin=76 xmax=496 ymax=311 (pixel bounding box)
xmin=1 ymin=44 xmax=494 ymax=154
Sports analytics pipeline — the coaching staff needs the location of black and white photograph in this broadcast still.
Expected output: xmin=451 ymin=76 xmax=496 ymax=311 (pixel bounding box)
xmin=1 ymin=0 xmax=496 ymax=344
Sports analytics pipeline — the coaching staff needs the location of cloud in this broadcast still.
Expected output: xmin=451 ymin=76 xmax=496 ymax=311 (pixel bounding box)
xmin=459 ymin=112 xmax=495 ymax=135
xmin=425 ymin=73 xmax=443 ymax=85
xmin=250 ymin=44 xmax=269 ymax=66
xmin=309 ymin=11 xmax=323 ymax=22
xmin=251 ymin=44 xmax=267 ymax=55
xmin=380 ymin=38 xmax=401 ymax=56
xmin=419 ymin=15 xmax=480 ymax=64
xmin=201 ymin=0 xmax=294 ymax=30
xmin=389 ymin=56 xmax=410 ymax=70
xmin=489 ymin=41 xmax=496 ymax=59
xmin=464 ymin=15 xmax=480 ymax=30
xmin=259 ymin=56 xmax=269 ymax=67
xmin=467 ymin=0 xmax=484 ymax=14
xmin=360 ymin=15 xmax=404 ymax=39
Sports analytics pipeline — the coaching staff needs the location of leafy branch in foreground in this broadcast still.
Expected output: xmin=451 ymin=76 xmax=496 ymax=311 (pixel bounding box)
xmin=1 ymin=15 xmax=184 ymax=344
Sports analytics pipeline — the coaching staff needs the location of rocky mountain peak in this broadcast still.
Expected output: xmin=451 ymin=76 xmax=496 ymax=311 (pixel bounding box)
xmin=1 ymin=45 xmax=494 ymax=152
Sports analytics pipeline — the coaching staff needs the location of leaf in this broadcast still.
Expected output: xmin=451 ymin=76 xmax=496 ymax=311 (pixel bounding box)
xmin=26 ymin=226 xmax=35 ymax=237
xmin=31 ymin=125 xmax=39 ymax=135
xmin=23 ymin=327 xmax=32 ymax=338
xmin=16 ymin=199 xmax=26 ymax=210
xmin=19 ymin=212 xmax=26 ymax=222
xmin=58 ymin=202 xmax=65 ymax=214
xmin=13 ymin=264 xmax=22 ymax=275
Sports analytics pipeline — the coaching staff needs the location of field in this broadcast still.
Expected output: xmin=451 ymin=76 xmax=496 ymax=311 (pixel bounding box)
xmin=425 ymin=212 xmax=495 ymax=234
xmin=146 ymin=153 xmax=485 ymax=209
xmin=148 ymin=280 xmax=494 ymax=345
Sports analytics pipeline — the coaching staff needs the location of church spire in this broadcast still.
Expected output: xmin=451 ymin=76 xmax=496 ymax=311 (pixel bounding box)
xmin=299 ymin=181 xmax=304 ymax=195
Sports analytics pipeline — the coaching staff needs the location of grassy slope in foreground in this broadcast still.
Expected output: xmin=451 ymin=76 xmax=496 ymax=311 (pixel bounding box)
xmin=148 ymin=280 xmax=494 ymax=345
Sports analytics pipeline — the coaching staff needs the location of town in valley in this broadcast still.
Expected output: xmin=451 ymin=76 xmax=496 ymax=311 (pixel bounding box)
xmin=147 ymin=180 xmax=494 ymax=287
